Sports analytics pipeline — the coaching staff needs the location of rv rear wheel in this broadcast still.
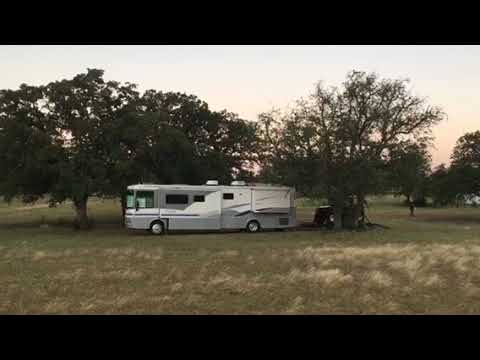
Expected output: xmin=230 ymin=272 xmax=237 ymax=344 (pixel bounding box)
xmin=150 ymin=221 xmax=165 ymax=235
xmin=246 ymin=220 xmax=260 ymax=233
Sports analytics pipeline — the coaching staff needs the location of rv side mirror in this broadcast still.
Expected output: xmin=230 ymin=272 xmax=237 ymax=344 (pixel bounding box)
xmin=135 ymin=200 xmax=139 ymax=211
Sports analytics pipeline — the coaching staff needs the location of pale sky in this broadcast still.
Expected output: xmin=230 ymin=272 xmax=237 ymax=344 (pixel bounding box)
xmin=1 ymin=45 xmax=479 ymax=166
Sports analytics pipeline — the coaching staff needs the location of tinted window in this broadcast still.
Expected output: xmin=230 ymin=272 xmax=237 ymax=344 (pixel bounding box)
xmin=193 ymin=195 xmax=205 ymax=202
xmin=223 ymin=193 xmax=234 ymax=200
xmin=126 ymin=190 xmax=135 ymax=209
xmin=166 ymin=194 xmax=189 ymax=204
xmin=136 ymin=191 xmax=154 ymax=208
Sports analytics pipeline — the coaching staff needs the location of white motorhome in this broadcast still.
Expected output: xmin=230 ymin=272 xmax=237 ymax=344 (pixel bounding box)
xmin=124 ymin=181 xmax=296 ymax=234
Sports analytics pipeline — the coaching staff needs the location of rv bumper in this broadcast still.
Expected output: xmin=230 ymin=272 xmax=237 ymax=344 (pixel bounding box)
xmin=124 ymin=215 xmax=133 ymax=228
xmin=124 ymin=215 xmax=143 ymax=229
xmin=125 ymin=214 xmax=161 ymax=230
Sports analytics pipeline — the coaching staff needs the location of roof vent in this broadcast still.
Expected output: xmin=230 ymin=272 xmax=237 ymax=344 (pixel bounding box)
xmin=231 ymin=181 xmax=246 ymax=186
xmin=206 ymin=180 xmax=219 ymax=185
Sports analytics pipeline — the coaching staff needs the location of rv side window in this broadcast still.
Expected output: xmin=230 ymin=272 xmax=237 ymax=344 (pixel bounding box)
xmin=126 ymin=190 xmax=135 ymax=208
xmin=223 ymin=193 xmax=234 ymax=200
xmin=193 ymin=195 xmax=205 ymax=202
xmin=136 ymin=191 xmax=154 ymax=208
xmin=166 ymin=194 xmax=189 ymax=204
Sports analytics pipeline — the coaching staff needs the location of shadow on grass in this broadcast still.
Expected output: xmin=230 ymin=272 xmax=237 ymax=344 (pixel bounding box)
xmin=413 ymin=212 xmax=480 ymax=225
xmin=0 ymin=215 xmax=124 ymax=230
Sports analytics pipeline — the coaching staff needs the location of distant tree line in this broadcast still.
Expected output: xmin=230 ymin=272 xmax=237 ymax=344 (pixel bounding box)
xmin=1 ymin=69 xmax=479 ymax=230
xmin=369 ymin=130 xmax=480 ymax=209
xmin=429 ymin=131 xmax=480 ymax=207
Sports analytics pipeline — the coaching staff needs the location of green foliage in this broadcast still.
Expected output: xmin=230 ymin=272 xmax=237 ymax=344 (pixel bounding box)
xmin=429 ymin=131 xmax=480 ymax=208
xmin=451 ymin=131 xmax=480 ymax=168
xmin=428 ymin=164 xmax=457 ymax=207
xmin=0 ymin=84 xmax=61 ymax=203
xmin=139 ymin=90 xmax=259 ymax=184
xmin=449 ymin=131 xmax=480 ymax=199
xmin=388 ymin=141 xmax=432 ymax=203
xmin=0 ymin=69 xmax=260 ymax=228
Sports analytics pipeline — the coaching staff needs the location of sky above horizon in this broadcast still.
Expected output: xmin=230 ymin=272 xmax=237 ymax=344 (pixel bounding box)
xmin=1 ymin=45 xmax=479 ymax=166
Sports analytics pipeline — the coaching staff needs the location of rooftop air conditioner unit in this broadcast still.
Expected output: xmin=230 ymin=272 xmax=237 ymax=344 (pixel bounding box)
xmin=231 ymin=181 xmax=246 ymax=186
xmin=206 ymin=180 xmax=219 ymax=185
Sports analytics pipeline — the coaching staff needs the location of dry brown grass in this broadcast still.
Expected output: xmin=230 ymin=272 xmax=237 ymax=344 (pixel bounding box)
xmin=4 ymin=239 xmax=480 ymax=314
xmin=207 ymin=272 xmax=263 ymax=294
xmin=93 ymin=269 xmax=144 ymax=280
xmin=44 ymin=300 xmax=70 ymax=313
xmin=2 ymin=199 xmax=480 ymax=314
xmin=282 ymin=267 xmax=354 ymax=286
xmin=366 ymin=270 xmax=394 ymax=287
xmin=216 ymin=250 xmax=239 ymax=257
xmin=285 ymin=296 xmax=305 ymax=314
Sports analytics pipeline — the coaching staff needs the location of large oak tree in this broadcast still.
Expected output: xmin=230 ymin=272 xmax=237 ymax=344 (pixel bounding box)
xmin=259 ymin=70 xmax=444 ymax=229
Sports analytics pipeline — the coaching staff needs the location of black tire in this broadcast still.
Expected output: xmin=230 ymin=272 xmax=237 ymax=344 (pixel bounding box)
xmin=246 ymin=220 xmax=261 ymax=233
xmin=150 ymin=221 xmax=165 ymax=235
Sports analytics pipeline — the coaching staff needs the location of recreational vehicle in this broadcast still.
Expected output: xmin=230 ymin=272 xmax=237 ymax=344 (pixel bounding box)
xmin=124 ymin=181 xmax=296 ymax=234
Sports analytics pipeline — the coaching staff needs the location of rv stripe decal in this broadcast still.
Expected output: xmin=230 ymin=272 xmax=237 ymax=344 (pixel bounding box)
xmin=129 ymin=214 xmax=159 ymax=216
xmin=234 ymin=210 xmax=253 ymax=217
xmin=223 ymin=202 xmax=251 ymax=210
xmin=255 ymin=212 xmax=290 ymax=215
xmin=234 ymin=210 xmax=291 ymax=217
xmin=162 ymin=214 xmax=200 ymax=217
xmin=129 ymin=214 xmax=200 ymax=217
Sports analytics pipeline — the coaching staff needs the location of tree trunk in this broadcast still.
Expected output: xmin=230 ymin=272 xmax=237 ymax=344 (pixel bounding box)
xmin=356 ymin=193 xmax=366 ymax=229
xmin=333 ymin=205 xmax=343 ymax=230
xmin=73 ymin=196 xmax=90 ymax=229
xmin=120 ymin=195 xmax=126 ymax=227
xmin=332 ymin=199 xmax=343 ymax=230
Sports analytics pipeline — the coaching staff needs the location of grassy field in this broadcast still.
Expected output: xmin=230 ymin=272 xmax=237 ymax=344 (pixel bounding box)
xmin=1 ymin=195 xmax=480 ymax=314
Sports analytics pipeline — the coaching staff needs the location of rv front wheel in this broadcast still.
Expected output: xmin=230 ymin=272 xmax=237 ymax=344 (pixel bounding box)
xmin=150 ymin=221 xmax=165 ymax=235
xmin=246 ymin=220 xmax=260 ymax=233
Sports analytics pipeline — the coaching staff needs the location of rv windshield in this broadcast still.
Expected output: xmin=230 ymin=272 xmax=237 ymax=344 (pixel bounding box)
xmin=126 ymin=190 xmax=135 ymax=209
